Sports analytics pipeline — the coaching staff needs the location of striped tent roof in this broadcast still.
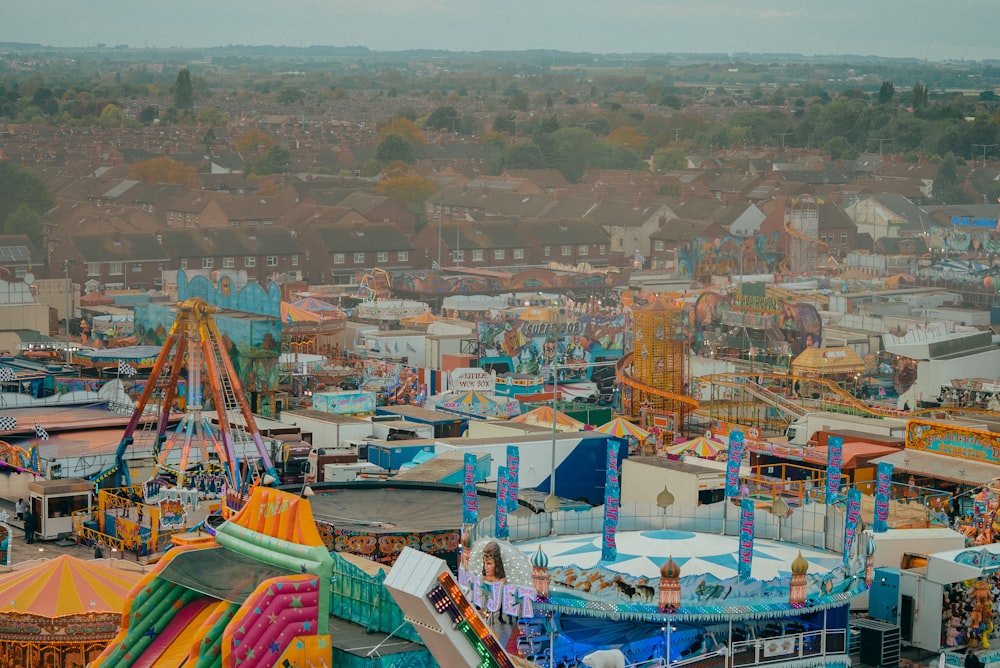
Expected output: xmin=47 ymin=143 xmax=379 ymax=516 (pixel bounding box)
xmin=0 ymin=554 xmax=142 ymax=618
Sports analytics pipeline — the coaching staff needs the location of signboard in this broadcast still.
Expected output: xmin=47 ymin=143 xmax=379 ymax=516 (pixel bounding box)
xmin=451 ymin=367 xmax=495 ymax=393
xmin=951 ymin=216 xmax=998 ymax=229
xmin=906 ymin=419 xmax=1000 ymax=464
xmin=312 ymin=390 xmax=376 ymax=415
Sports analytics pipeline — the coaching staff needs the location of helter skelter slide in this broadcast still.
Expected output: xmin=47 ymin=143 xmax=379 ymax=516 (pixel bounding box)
xmin=90 ymin=486 xmax=333 ymax=668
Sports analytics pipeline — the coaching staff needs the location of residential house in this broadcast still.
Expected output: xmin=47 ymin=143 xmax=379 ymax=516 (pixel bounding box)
xmin=159 ymin=228 xmax=306 ymax=284
xmin=518 ymin=218 xmax=611 ymax=266
xmin=411 ymin=219 xmax=531 ymax=270
xmin=306 ymin=222 xmax=415 ymax=285
xmin=51 ymin=232 xmax=170 ymax=292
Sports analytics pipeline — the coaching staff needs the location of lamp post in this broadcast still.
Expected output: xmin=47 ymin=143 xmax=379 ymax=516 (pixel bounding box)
xmin=545 ymin=362 xmax=560 ymax=513
xmin=59 ymin=259 xmax=75 ymax=364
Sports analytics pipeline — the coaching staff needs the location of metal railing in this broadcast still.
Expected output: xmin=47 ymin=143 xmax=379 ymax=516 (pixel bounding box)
xmin=730 ymin=629 xmax=846 ymax=667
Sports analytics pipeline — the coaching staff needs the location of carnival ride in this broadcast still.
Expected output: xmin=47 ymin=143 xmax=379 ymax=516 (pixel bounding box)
xmin=91 ymin=486 xmax=333 ymax=668
xmin=779 ymin=196 xmax=829 ymax=275
xmin=96 ymin=298 xmax=277 ymax=494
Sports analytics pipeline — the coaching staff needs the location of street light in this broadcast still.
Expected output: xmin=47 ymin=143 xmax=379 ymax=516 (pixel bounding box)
xmin=59 ymin=259 xmax=75 ymax=364
xmin=545 ymin=363 xmax=560 ymax=513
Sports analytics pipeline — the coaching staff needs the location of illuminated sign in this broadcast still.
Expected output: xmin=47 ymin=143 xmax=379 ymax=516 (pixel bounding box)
xmin=951 ymin=216 xmax=998 ymax=229
xmin=730 ymin=293 xmax=782 ymax=313
xmin=429 ymin=572 xmax=516 ymax=668
xmin=907 ymin=419 xmax=1000 ymax=463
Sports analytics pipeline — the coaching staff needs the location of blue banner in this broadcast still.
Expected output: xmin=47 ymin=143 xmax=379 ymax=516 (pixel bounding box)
xmin=495 ymin=465 xmax=510 ymax=539
xmin=738 ymin=497 xmax=755 ymax=581
xmin=506 ymin=445 xmax=519 ymax=513
xmin=724 ymin=430 xmax=746 ymax=497
xmin=825 ymin=435 xmax=844 ymax=504
xmin=844 ymin=488 xmax=863 ymax=562
xmin=873 ymin=462 xmax=893 ymax=533
xmin=462 ymin=453 xmax=478 ymax=525
xmin=602 ymin=439 xmax=622 ymax=562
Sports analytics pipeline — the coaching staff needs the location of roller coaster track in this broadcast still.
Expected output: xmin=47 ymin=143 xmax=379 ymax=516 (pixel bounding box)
xmin=615 ymin=353 xmax=700 ymax=410
xmin=696 ymin=372 xmax=1000 ymax=421
xmin=706 ymin=375 xmax=810 ymax=420
xmin=778 ymin=217 xmax=829 ymax=274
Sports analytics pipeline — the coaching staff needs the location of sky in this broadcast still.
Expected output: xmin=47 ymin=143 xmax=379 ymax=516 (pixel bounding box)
xmin=2 ymin=1 xmax=995 ymax=62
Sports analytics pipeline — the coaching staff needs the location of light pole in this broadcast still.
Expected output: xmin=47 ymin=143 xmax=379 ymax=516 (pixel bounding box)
xmin=59 ymin=259 xmax=75 ymax=364
xmin=545 ymin=363 xmax=560 ymax=513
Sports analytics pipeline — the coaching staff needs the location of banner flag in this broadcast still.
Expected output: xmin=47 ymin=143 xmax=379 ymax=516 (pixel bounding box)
xmin=601 ymin=438 xmax=622 ymax=562
xmin=495 ymin=465 xmax=510 ymax=539
xmin=825 ymin=435 xmax=844 ymax=504
xmin=873 ymin=462 xmax=893 ymax=533
xmin=462 ymin=453 xmax=478 ymax=525
xmin=844 ymin=488 xmax=863 ymax=562
xmin=738 ymin=497 xmax=755 ymax=581
xmin=724 ymin=430 xmax=746 ymax=497
xmin=506 ymin=445 xmax=519 ymax=513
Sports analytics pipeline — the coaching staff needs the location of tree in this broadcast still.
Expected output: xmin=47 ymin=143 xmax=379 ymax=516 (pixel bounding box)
xmin=174 ymin=68 xmax=193 ymax=110
xmin=129 ymin=157 xmax=198 ymax=187
xmin=234 ymin=129 xmax=276 ymax=152
xmin=605 ymin=126 xmax=649 ymax=154
xmin=275 ymin=86 xmax=305 ymax=105
xmin=249 ymin=146 xmax=290 ymax=176
xmin=4 ymin=204 xmax=44 ymax=251
xmin=375 ymin=133 xmax=416 ymax=164
xmin=653 ymin=147 xmax=686 ymax=173
xmin=877 ymin=80 xmax=895 ymax=105
xmin=502 ymin=142 xmax=548 ymax=170
xmin=932 ymin=151 xmax=974 ymax=203
xmin=375 ymin=175 xmax=438 ymax=228
xmin=379 ymin=117 xmax=426 ymax=144
xmin=426 ymin=106 xmax=461 ymax=132
xmin=98 ymin=103 xmax=126 ymax=127
xmin=0 ymin=162 xmax=53 ymax=233
xmin=911 ymin=83 xmax=930 ymax=111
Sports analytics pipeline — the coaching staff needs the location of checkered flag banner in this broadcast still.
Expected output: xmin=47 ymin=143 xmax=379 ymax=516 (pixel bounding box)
xmin=34 ymin=423 xmax=49 ymax=441
xmin=118 ymin=360 xmax=137 ymax=377
xmin=0 ymin=367 xmax=15 ymax=383
xmin=431 ymin=260 xmax=441 ymax=271
xmin=0 ymin=416 xmax=14 ymax=431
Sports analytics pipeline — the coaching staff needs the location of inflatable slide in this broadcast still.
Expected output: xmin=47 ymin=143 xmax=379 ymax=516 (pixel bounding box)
xmin=92 ymin=487 xmax=333 ymax=668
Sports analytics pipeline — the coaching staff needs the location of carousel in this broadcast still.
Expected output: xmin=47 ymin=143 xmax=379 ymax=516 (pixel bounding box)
xmin=0 ymin=555 xmax=143 ymax=668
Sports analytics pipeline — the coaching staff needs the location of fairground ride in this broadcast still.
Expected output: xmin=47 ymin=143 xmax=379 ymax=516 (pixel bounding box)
xmin=96 ymin=298 xmax=277 ymax=494
xmin=696 ymin=371 xmax=1000 ymax=435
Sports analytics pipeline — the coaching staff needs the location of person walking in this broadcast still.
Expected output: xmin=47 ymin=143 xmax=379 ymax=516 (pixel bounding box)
xmin=23 ymin=509 xmax=36 ymax=544
xmin=14 ymin=498 xmax=24 ymax=521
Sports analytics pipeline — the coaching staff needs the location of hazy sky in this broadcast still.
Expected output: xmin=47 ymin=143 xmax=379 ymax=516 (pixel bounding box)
xmin=2 ymin=1 xmax=994 ymax=62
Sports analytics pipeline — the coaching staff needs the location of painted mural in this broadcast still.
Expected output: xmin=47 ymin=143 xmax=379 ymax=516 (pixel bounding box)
xmin=477 ymin=313 xmax=626 ymax=381
xmin=677 ymin=233 xmax=779 ymax=278
xmin=390 ymin=267 xmax=631 ymax=297
xmin=133 ymin=272 xmax=283 ymax=417
xmin=693 ymin=292 xmax=822 ymax=358
xmin=928 ymin=226 xmax=1000 ymax=253
xmin=319 ymin=520 xmax=461 ymax=565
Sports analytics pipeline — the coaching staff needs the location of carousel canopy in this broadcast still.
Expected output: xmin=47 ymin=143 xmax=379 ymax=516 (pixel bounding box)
xmin=280 ymin=301 xmax=323 ymax=324
xmin=511 ymin=405 xmax=585 ymax=431
xmin=791 ymin=346 xmax=865 ymax=376
xmin=593 ymin=416 xmax=649 ymax=440
xmin=663 ymin=435 xmax=727 ymax=459
xmin=0 ymin=555 xmax=141 ymax=618
xmin=290 ymin=297 xmax=344 ymax=315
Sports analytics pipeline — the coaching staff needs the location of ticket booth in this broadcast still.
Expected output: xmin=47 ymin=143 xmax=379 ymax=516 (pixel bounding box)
xmin=27 ymin=478 xmax=93 ymax=541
